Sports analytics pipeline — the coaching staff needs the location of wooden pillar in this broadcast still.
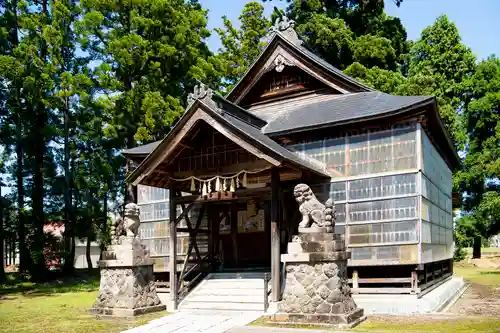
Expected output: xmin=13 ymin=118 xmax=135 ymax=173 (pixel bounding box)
xmin=352 ymin=270 xmax=359 ymax=293
xmin=271 ymin=168 xmax=280 ymax=302
xmin=411 ymin=270 xmax=418 ymax=294
xmin=169 ymin=188 xmax=178 ymax=310
xmin=125 ymin=160 xmax=138 ymax=204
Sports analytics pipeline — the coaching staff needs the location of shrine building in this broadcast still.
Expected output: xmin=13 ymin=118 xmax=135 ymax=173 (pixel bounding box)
xmin=124 ymin=19 xmax=459 ymax=311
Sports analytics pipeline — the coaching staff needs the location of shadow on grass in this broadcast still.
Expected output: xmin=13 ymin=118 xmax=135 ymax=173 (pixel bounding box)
xmin=0 ymin=269 xmax=100 ymax=298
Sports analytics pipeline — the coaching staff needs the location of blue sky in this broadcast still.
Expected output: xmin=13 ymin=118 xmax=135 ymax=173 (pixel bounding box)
xmin=200 ymin=0 xmax=500 ymax=61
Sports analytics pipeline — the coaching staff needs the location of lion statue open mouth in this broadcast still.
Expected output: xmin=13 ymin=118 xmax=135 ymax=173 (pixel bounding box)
xmin=111 ymin=203 xmax=141 ymax=244
xmin=293 ymin=183 xmax=335 ymax=229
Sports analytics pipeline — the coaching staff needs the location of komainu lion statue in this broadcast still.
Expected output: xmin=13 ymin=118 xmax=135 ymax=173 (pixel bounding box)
xmin=111 ymin=203 xmax=141 ymax=244
xmin=293 ymin=183 xmax=336 ymax=228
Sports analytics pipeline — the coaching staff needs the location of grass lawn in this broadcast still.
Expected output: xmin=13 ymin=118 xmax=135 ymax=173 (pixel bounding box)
xmin=465 ymin=247 xmax=500 ymax=257
xmin=0 ymin=273 xmax=167 ymax=333
xmin=454 ymin=261 xmax=500 ymax=286
xmin=353 ymin=316 xmax=500 ymax=333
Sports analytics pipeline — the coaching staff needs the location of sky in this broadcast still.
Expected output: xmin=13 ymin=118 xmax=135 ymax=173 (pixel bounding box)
xmin=199 ymin=0 xmax=500 ymax=61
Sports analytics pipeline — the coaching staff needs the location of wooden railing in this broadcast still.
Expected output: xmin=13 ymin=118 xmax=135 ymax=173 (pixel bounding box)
xmin=177 ymin=252 xmax=214 ymax=299
xmin=264 ymin=272 xmax=270 ymax=312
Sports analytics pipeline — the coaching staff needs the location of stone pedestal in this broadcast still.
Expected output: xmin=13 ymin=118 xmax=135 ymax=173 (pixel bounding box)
xmin=91 ymin=237 xmax=166 ymax=317
xmin=268 ymin=229 xmax=365 ymax=328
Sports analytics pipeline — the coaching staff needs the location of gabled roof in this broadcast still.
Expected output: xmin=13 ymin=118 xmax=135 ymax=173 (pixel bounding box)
xmin=123 ymin=89 xmax=460 ymax=169
xmin=124 ymin=18 xmax=460 ymax=172
xmin=258 ymin=92 xmax=434 ymax=135
xmin=123 ymin=140 xmax=161 ymax=157
xmin=226 ymin=20 xmax=373 ymax=105
xmin=126 ymin=86 xmax=330 ymax=186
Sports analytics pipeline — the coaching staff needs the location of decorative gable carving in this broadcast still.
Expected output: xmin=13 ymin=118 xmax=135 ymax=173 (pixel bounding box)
xmin=227 ymin=17 xmax=371 ymax=106
xmin=240 ymin=66 xmax=331 ymax=107
xmin=273 ymin=54 xmax=295 ymax=73
xmin=269 ymin=17 xmax=301 ymax=45
xmin=187 ymin=82 xmax=216 ymax=108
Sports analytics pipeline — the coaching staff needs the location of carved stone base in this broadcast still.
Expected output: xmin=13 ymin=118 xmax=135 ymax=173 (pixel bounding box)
xmin=298 ymin=227 xmax=333 ymax=233
xmin=101 ymin=237 xmax=152 ymax=267
xmin=92 ymin=265 xmax=165 ymax=317
xmin=90 ymin=304 xmax=166 ymax=318
xmin=268 ymin=309 xmax=366 ymax=329
xmin=275 ymin=231 xmax=364 ymax=328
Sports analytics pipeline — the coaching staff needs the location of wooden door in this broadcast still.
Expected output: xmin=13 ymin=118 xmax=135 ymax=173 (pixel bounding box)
xmin=213 ymin=202 xmax=238 ymax=268
xmin=235 ymin=200 xmax=271 ymax=268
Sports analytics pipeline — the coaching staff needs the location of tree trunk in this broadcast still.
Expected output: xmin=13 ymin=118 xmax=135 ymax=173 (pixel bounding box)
xmin=8 ymin=239 xmax=12 ymax=265
xmin=472 ymin=236 xmax=482 ymax=259
xmin=86 ymin=236 xmax=93 ymax=271
xmin=62 ymin=97 xmax=74 ymax=275
xmin=16 ymin=114 xmax=28 ymax=272
xmin=101 ymin=177 xmax=109 ymax=256
xmin=31 ymin=0 xmax=49 ymax=280
xmin=11 ymin=0 xmax=29 ymax=274
xmin=0 ymin=192 xmax=6 ymax=281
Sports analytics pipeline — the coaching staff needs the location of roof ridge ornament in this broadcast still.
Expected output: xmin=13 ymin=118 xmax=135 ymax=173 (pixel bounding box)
xmin=270 ymin=16 xmax=301 ymax=44
xmin=187 ymin=81 xmax=215 ymax=107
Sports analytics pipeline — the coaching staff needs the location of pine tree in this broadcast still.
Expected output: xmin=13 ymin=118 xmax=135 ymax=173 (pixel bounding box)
xmin=215 ymin=1 xmax=270 ymax=91
xmin=79 ymin=0 xmax=220 ymax=203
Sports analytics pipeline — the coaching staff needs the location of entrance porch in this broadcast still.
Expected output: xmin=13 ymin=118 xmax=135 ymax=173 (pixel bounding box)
xmin=126 ymin=97 xmax=330 ymax=309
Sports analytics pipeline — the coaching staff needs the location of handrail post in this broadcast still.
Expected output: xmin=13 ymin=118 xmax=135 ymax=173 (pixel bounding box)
xmin=264 ymin=273 xmax=269 ymax=312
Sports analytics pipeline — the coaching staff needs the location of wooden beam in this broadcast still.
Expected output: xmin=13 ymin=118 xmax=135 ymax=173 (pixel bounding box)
xmin=171 ymin=160 xmax=270 ymax=179
xmin=197 ymin=108 xmax=281 ymax=166
xmin=351 ymin=287 xmax=414 ymax=294
xmin=270 ymin=167 xmax=280 ymax=302
xmin=348 ymin=277 xmax=412 ymax=284
xmin=169 ymin=187 xmax=178 ymax=310
xmin=173 ymin=186 xmax=271 ymax=204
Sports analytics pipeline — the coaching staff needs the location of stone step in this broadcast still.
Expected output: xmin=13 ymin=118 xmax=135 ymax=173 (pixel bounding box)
xmin=179 ymin=272 xmax=268 ymax=313
xmin=191 ymin=288 xmax=265 ymax=296
xmin=296 ymin=232 xmax=344 ymax=243
xmin=186 ymin=294 xmax=265 ymax=303
xmin=208 ymin=272 xmax=268 ymax=279
xmin=180 ymin=301 xmax=265 ymax=311
xmin=287 ymin=240 xmax=345 ymax=254
xmin=201 ymin=280 xmax=265 ymax=289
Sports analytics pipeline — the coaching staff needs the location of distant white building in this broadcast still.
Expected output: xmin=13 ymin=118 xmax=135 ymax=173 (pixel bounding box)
xmin=489 ymin=234 xmax=500 ymax=247
xmin=74 ymin=238 xmax=101 ymax=269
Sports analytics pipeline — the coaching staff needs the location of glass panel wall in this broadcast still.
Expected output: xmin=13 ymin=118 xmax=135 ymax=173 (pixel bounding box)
xmin=420 ymin=130 xmax=453 ymax=262
xmin=137 ymin=185 xmax=209 ymax=272
xmin=287 ymin=123 xmax=417 ymax=178
xmin=288 ymin=123 xmax=453 ymax=266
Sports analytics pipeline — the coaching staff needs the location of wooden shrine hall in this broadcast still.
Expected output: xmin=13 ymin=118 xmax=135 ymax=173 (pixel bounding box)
xmin=124 ymin=18 xmax=460 ymax=310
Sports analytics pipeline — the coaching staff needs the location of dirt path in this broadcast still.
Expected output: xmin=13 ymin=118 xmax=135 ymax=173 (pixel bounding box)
xmin=448 ymin=258 xmax=500 ymax=317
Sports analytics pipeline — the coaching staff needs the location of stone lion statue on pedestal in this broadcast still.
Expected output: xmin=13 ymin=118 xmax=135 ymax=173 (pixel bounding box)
xmin=111 ymin=203 xmax=141 ymax=245
xmin=293 ymin=184 xmax=335 ymax=228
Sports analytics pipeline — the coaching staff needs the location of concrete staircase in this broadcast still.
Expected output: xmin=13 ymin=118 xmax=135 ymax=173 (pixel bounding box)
xmin=178 ymin=272 xmax=269 ymax=313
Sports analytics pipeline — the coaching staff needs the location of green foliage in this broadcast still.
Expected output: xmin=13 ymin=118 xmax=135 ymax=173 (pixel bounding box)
xmin=408 ymin=15 xmax=476 ymax=147
xmin=215 ymin=2 xmax=270 ymax=91
xmin=78 ymin=0 xmax=218 ymax=145
xmin=457 ymin=56 xmax=500 ymax=237
xmin=296 ymin=14 xmax=354 ymax=69
xmin=0 ymin=0 xmax=221 ymax=277
xmin=282 ymin=0 xmax=408 ymax=72
xmin=352 ymin=34 xmax=397 ymax=70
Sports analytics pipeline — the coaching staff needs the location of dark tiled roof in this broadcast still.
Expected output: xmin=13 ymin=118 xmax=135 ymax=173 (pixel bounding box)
xmin=126 ymin=97 xmax=331 ymax=183
xmin=259 ymin=92 xmax=434 ymax=135
xmin=214 ymin=107 xmax=328 ymax=177
xmin=123 ymin=140 xmax=161 ymax=156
